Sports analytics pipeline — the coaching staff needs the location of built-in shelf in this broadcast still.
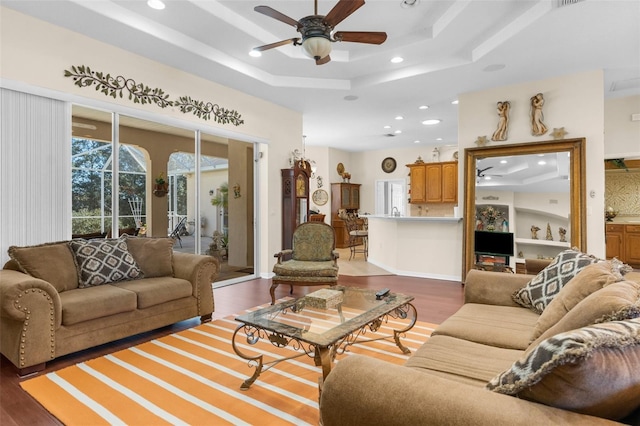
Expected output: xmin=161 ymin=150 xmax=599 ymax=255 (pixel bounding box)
xmin=512 ymin=207 xmax=571 ymax=267
xmin=515 ymin=238 xmax=571 ymax=248
xmin=514 ymin=207 xmax=568 ymax=222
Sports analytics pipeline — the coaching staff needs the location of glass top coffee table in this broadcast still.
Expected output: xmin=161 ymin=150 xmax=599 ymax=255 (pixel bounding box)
xmin=232 ymin=285 xmax=416 ymax=392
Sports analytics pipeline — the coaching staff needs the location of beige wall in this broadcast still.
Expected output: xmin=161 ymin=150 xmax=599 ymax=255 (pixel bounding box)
xmin=604 ymin=95 xmax=640 ymax=158
xmin=0 ymin=7 xmax=303 ymax=275
xmin=458 ymin=69 xmax=607 ymax=257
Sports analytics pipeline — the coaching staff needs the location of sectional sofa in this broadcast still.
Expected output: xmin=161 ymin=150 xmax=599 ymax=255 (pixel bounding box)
xmin=0 ymin=236 xmax=218 ymax=375
xmin=320 ymin=251 xmax=640 ymax=425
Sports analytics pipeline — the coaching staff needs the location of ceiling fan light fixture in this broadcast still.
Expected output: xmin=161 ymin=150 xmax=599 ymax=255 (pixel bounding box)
xmin=401 ymin=0 xmax=420 ymax=8
xmin=249 ymin=50 xmax=262 ymax=58
xmin=147 ymin=0 xmax=165 ymax=10
xmin=302 ymin=36 xmax=332 ymax=60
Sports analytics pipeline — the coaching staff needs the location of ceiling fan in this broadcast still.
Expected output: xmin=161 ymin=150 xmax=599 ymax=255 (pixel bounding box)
xmin=252 ymin=0 xmax=387 ymax=65
xmin=477 ymin=167 xmax=503 ymax=178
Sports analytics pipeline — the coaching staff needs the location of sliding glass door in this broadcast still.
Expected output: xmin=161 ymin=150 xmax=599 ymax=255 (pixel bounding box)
xmin=71 ymin=105 xmax=257 ymax=284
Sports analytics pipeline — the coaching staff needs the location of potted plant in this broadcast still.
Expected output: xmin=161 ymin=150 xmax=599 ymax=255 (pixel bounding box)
xmin=153 ymin=172 xmax=169 ymax=197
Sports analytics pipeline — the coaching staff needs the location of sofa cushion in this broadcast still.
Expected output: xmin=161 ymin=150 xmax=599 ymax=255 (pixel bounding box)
xmin=432 ymin=304 xmax=539 ymax=350
xmin=125 ymin=236 xmax=174 ymax=278
xmin=528 ymin=280 xmax=640 ymax=350
xmin=530 ymin=260 xmax=630 ymax=341
xmin=512 ymin=248 xmax=598 ymax=314
xmin=8 ymin=241 xmax=78 ymax=292
xmin=113 ymin=277 xmax=193 ymax=309
xmin=59 ymin=285 xmax=137 ymax=325
xmin=406 ymin=335 xmax=524 ymax=384
xmin=273 ymin=260 xmax=338 ymax=277
xmin=486 ymin=318 xmax=640 ymax=420
xmin=70 ymin=237 xmax=143 ymax=288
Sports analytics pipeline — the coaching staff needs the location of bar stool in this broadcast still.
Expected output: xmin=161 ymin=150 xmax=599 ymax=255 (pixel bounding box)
xmin=345 ymin=216 xmax=368 ymax=261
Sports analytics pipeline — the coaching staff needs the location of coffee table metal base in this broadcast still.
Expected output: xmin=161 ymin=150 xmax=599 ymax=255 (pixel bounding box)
xmin=231 ymin=302 xmax=417 ymax=391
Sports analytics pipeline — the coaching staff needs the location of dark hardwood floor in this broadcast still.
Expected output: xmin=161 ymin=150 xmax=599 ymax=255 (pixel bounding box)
xmin=0 ymin=276 xmax=464 ymax=425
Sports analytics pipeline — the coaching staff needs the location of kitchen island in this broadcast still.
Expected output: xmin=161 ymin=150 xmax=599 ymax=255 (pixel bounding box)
xmin=366 ymin=215 xmax=464 ymax=282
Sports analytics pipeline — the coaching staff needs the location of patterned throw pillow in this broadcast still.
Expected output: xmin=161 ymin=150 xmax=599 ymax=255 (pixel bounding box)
xmin=487 ymin=318 xmax=640 ymax=420
xmin=512 ymin=248 xmax=598 ymax=314
xmin=70 ymin=237 xmax=143 ymax=288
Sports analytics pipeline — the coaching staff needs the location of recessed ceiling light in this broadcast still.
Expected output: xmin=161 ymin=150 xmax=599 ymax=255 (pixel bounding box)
xmin=538 ymin=160 xmax=547 ymax=165
xmin=451 ymin=100 xmax=459 ymax=105
xmin=419 ymin=105 xmax=429 ymax=110
xmin=485 ymin=176 xmax=492 ymax=180
xmin=436 ymin=137 xmax=443 ymax=141
xmin=394 ymin=130 xmax=402 ymax=134
xmin=395 ymin=115 xmax=403 ymax=120
xmin=249 ymin=50 xmax=261 ymax=58
xmin=422 ymin=119 xmax=441 ymax=125
xmin=414 ymin=140 xmax=420 ymax=144
xmin=500 ymin=159 xmax=507 ymax=164
xmin=383 ymin=125 xmax=391 ymax=129
xmin=390 ymin=57 xmax=404 ymax=64
xmin=147 ymin=0 xmax=165 ymax=10
xmin=344 ymin=95 xmax=359 ymax=101
xmin=483 ymin=64 xmax=506 ymax=72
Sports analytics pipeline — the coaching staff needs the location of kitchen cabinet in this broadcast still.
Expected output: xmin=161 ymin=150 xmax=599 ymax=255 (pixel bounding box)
xmin=331 ymin=183 xmax=361 ymax=248
xmin=605 ymin=224 xmax=624 ymax=260
xmin=331 ymin=182 xmax=360 ymax=210
xmin=407 ymin=164 xmax=426 ymax=204
xmin=407 ymin=161 xmax=457 ymax=204
xmin=627 ymin=225 xmax=640 ymax=266
xmin=606 ymin=223 xmax=640 ymax=267
xmin=441 ymin=162 xmax=458 ymax=203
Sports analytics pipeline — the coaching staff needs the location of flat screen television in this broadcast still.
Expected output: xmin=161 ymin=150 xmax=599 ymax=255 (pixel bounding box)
xmin=474 ymin=230 xmax=514 ymax=257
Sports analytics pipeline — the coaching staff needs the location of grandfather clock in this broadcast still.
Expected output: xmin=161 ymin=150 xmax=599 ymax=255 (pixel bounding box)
xmin=281 ymin=160 xmax=311 ymax=250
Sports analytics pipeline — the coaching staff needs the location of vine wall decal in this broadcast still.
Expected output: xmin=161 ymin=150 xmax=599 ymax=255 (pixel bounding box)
xmin=64 ymin=65 xmax=244 ymax=126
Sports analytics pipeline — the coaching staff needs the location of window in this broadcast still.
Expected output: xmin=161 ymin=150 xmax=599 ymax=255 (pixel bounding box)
xmin=71 ymin=138 xmax=148 ymax=235
xmin=375 ymin=179 xmax=406 ymax=216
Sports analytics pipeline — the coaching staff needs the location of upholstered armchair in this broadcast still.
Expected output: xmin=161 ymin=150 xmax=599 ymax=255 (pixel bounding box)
xmin=271 ymin=222 xmax=339 ymax=304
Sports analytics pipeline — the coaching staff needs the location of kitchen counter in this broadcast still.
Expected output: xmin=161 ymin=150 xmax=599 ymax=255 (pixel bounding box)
xmin=607 ymin=217 xmax=640 ymax=224
xmin=367 ymin=216 xmax=463 ymax=282
xmin=366 ymin=215 xmax=462 ymax=223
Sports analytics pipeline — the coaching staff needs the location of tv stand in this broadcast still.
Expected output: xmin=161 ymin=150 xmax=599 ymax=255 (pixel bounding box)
xmin=474 ymin=254 xmax=513 ymax=273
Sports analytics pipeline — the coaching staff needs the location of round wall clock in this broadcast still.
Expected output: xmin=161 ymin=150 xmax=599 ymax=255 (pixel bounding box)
xmin=312 ymin=189 xmax=329 ymax=206
xmin=381 ymin=157 xmax=397 ymax=173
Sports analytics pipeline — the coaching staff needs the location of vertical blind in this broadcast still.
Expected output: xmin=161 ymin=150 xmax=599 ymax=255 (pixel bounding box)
xmin=0 ymin=88 xmax=71 ymax=264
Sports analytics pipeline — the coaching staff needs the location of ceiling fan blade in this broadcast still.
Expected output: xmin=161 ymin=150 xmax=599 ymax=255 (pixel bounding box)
xmin=316 ymin=55 xmax=331 ymax=65
xmin=253 ymin=38 xmax=300 ymax=52
xmin=254 ymin=5 xmax=300 ymax=28
xmin=334 ymin=31 xmax=387 ymax=44
xmin=324 ymin=0 xmax=365 ymax=27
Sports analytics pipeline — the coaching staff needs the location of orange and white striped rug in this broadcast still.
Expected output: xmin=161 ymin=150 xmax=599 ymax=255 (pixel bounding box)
xmin=21 ymin=302 xmax=436 ymax=425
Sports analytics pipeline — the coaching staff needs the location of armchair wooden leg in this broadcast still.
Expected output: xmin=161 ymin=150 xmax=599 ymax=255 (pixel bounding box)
xmin=290 ymin=285 xmax=294 ymax=295
xmin=270 ymin=282 xmax=278 ymax=305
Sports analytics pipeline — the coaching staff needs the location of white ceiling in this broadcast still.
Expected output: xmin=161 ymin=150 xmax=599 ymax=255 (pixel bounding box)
xmin=4 ymin=0 xmax=639 ymax=151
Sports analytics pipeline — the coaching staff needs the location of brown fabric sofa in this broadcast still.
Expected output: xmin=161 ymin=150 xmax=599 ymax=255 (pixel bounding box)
xmin=0 ymin=237 xmax=218 ymax=375
xmin=320 ymin=267 xmax=640 ymax=425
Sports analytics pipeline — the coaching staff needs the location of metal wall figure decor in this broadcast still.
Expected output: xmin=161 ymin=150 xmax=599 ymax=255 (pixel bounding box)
xmin=491 ymin=101 xmax=510 ymax=141
xmin=530 ymin=93 xmax=548 ymax=136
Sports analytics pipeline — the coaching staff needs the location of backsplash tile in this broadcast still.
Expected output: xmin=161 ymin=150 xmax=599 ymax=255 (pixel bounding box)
xmin=605 ymin=169 xmax=640 ymax=216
